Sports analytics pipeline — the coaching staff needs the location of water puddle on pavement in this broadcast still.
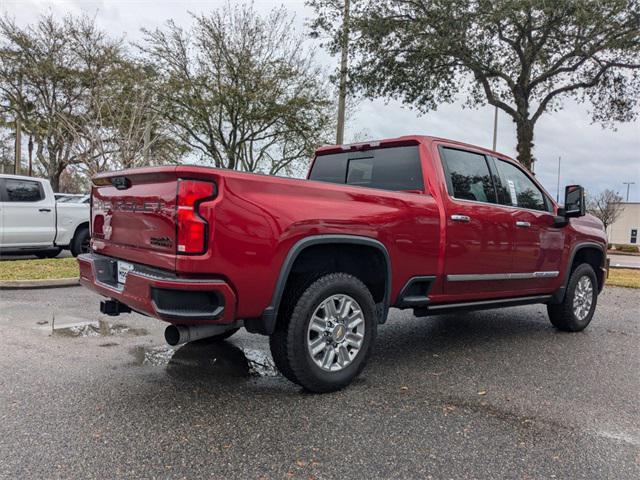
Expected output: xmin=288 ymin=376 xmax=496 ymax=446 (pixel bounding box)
xmin=134 ymin=345 xmax=177 ymax=366
xmin=242 ymin=348 xmax=279 ymax=377
xmin=131 ymin=340 xmax=279 ymax=379
xmin=46 ymin=319 xmax=148 ymax=338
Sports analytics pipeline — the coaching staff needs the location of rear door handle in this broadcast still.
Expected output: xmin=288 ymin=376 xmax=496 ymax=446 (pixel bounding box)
xmin=515 ymin=221 xmax=531 ymax=228
xmin=39 ymin=208 xmax=51 ymax=212
xmin=451 ymin=214 xmax=471 ymax=222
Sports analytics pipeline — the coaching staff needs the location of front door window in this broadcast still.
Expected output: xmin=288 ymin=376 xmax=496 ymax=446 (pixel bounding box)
xmin=492 ymin=159 xmax=550 ymax=212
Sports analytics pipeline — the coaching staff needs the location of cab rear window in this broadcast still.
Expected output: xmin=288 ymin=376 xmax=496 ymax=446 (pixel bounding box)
xmin=309 ymin=146 xmax=424 ymax=192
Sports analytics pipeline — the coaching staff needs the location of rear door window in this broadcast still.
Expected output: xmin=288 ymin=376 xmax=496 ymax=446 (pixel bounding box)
xmin=4 ymin=179 xmax=44 ymax=202
xmin=440 ymin=148 xmax=497 ymax=203
xmin=309 ymin=146 xmax=424 ymax=192
xmin=493 ymin=159 xmax=549 ymax=212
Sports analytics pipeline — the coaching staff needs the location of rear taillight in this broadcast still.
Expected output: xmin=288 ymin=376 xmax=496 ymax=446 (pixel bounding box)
xmin=177 ymin=179 xmax=216 ymax=254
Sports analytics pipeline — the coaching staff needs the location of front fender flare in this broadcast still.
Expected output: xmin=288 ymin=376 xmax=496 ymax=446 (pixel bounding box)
xmin=549 ymin=242 xmax=605 ymax=304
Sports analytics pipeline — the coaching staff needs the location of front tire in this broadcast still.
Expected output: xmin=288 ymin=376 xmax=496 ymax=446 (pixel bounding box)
xmin=269 ymin=273 xmax=378 ymax=393
xmin=547 ymin=263 xmax=598 ymax=332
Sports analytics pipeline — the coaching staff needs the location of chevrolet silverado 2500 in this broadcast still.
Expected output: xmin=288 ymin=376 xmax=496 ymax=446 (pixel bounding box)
xmin=79 ymin=135 xmax=607 ymax=392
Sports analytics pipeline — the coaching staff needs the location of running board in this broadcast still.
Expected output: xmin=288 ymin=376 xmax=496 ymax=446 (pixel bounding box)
xmin=413 ymin=295 xmax=552 ymax=317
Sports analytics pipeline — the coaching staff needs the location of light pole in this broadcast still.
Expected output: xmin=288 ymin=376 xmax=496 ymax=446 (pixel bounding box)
xmin=623 ymin=182 xmax=635 ymax=202
xmin=556 ymin=156 xmax=561 ymax=202
xmin=28 ymin=136 xmax=33 ymax=176
xmin=491 ymin=106 xmax=498 ymax=151
xmin=336 ymin=0 xmax=350 ymax=145
xmin=14 ymin=116 xmax=21 ymax=174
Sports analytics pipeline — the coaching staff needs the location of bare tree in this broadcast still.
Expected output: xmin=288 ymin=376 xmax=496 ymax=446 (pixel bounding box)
xmin=0 ymin=14 xmax=124 ymax=191
xmin=67 ymin=62 xmax=184 ymax=177
xmin=587 ymin=189 xmax=624 ymax=233
xmin=140 ymin=3 xmax=334 ymax=176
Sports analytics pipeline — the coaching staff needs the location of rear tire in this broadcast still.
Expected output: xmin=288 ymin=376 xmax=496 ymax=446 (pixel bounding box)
xmin=547 ymin=263 xmax=598 ymax=332
xmin=269 ymin=273 xmax=377 ymax=393
xmin=70 ymin=226 xmax=90 ymax=257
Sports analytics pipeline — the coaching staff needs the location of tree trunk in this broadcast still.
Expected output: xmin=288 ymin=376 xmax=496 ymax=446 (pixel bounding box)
xmin=49 ymin=172 xmax=60 ymax=192
xmin=47 ymin=153 xmax=65 ymax=193
xmin=515 ymin=119 xmax=535 ymax=171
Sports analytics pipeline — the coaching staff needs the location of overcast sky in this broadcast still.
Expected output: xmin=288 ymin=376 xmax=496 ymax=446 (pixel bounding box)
xmin=4 ymin=0 xmax=640 ymax=201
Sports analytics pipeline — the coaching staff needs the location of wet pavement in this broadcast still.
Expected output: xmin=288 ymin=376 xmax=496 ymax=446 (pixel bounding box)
xmin=0 ymin=285 xmax=639 ymax=479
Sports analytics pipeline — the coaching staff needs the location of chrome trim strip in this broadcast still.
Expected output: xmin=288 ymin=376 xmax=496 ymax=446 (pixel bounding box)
xmin=533 ymin=271 xmax=560 ymax=278
xmin=447 ymin=271 xmax=559 ymax=282
xmin=428 ymin=295 xmax=552 ymax=311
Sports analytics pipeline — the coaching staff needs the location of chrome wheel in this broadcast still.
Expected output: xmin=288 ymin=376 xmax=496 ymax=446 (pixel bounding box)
xmin=572 ymin=275 xmax=594 ymax=321
xmin=306 ymin=294 xmax=365 ymax=372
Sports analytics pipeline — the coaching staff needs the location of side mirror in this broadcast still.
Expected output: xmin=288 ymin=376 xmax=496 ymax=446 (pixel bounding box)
xmin=564 ymin=185 xmax=585 ymax=218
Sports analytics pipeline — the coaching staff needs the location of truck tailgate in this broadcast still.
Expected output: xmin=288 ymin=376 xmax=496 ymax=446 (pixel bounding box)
xmin=91 ymin=168 xmax=179 ymax=271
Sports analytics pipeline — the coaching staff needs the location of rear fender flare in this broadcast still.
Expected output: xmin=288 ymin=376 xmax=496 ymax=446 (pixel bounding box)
xmin=254 ymin=235 xmax=392 ymax=335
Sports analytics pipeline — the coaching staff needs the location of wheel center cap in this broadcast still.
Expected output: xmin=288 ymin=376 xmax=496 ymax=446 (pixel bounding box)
xmin=331 ymin=324 xmax=346 ymax=343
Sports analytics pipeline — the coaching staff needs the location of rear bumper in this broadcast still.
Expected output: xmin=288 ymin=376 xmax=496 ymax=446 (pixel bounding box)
xmin=78 ymin=253 xmax=237 ymax=325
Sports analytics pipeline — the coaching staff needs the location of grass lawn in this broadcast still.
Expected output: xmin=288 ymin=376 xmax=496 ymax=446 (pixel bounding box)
xmin=607 ymin=268 xmax=640 ymax=289
xmin=0 ymin=257 xmax=79 ymax=281
xmin=0 ymin=257 xmax=638 ymax=289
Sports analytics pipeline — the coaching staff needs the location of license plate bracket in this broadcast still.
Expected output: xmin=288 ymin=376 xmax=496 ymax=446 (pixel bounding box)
xmin=117 ymin=261 xmax=135 ymax=285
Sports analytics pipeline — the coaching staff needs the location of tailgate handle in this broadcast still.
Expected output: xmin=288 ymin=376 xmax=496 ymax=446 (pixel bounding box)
xmin=111 ymin=176 xmax=131 ymax=190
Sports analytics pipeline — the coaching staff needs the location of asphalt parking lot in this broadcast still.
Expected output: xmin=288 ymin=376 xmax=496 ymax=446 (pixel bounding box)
xmin=0 ymin=285 xmax=638 ymax=479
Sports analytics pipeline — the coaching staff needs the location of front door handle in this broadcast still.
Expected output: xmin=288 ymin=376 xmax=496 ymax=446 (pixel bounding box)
xmin=451 ymin=214 xmax=471 ymax=222
xmin=515 ymin=221 xmax=531 ymax=228
xmin=39 ymin=208 xmax=51 ymax=213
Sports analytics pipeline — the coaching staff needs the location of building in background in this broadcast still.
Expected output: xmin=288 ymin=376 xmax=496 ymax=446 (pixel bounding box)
xmin=608 ymin=202 xmax=640 ymax=245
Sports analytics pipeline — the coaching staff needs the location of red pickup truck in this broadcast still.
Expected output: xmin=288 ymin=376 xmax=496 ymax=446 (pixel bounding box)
xmin=79 ymin=135 xmax=607 ymax=392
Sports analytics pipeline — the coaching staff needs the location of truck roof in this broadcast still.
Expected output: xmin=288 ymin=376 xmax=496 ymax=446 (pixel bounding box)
xmin=0 ymin=173 xmax=49 ymax=183
xmin=315 ymin=135 xmax=516 ymax=163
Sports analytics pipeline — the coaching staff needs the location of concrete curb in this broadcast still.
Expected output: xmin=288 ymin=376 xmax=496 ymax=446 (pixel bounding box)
xmin=607 ymin=251 xmax=640 ymax=257
xmin=0 ymin=277 xmax=80 ymax=290
xmin=609 ymin=264 xmax=640 ymax=271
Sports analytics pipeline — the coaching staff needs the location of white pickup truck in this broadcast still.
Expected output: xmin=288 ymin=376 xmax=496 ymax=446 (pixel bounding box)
xmin=0 ymin=174 xmax=90 ymax=258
